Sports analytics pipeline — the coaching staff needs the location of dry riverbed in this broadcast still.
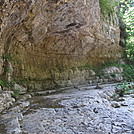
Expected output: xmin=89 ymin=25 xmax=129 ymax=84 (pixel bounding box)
xmin=0 ymin=83 xmax=134 ymax=134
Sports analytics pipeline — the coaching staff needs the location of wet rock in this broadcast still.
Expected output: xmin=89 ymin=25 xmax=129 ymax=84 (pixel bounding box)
xmin=34 ymin=90 xmax=57 ymax=96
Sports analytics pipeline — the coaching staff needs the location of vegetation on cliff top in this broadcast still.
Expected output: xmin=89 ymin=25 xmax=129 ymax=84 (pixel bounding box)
xmin=119 ymin=0 xmax=134 ymax=64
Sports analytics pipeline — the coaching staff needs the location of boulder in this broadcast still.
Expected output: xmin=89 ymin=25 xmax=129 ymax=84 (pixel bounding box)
xmin=0 ymin=91 xmax=15 ymax=113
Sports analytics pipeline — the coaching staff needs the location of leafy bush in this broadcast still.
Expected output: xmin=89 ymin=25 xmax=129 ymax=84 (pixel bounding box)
xmin=0 ymin=79 xmax=20 ymax=98
xmin=92 ymin=59 xmax=134 ymax=81
xmin=119 ymin=1 xmax=134 ymax=64
xmin=0 ymin=80 xmax=15 ymax=89
xmin=115 ymin=81 xmax=134 ymax=97
xmin=99 ymin=0 xmax=118 ymax=16
xmin=11 ymin=89 xmax=20 ymax=99
xmin=122 ymin=64 xmax=134 ymax=81
xmin=94 ymin=60 xmax=120 ymax=78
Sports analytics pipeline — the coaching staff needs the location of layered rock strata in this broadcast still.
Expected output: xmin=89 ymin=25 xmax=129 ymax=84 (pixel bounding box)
xmin=0 ymin=0 xmax=122 ymax=89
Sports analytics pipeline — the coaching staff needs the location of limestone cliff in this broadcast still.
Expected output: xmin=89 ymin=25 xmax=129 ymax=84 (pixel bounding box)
xmin=0 ymin=0 xmax=122 ymax=89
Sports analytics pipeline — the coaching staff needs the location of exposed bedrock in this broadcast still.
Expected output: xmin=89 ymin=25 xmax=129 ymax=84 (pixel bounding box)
xmin=0 ymin=0 xmax=123 ymax=89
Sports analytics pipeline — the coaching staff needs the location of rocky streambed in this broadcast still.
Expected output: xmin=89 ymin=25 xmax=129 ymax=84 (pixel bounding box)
xmin=0 ymin=83 xmax=134 ymax=134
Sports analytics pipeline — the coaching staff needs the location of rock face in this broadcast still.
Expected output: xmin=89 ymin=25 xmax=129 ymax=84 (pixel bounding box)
xmin=0 ymin=0 xmax=122 ymax=89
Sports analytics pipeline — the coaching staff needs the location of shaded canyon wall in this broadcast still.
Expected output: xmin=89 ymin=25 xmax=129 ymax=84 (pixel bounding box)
xmin=0 ymin=0 xmax=123 ymax=89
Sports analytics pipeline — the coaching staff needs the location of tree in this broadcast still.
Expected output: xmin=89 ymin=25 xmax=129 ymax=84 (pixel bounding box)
xmin=119 ymin=0 xmax=134 ymax=64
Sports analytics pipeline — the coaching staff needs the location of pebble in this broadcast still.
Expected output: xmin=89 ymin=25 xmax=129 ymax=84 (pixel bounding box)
xmin=111 ymin=102 xmax=121 ymax=108
xmin=20 ymin=101 xmax=30 ymax=108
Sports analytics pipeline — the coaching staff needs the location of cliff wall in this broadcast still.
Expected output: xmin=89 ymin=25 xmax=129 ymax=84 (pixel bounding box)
xmin=0 ymin=0 xmax=122 ymax=89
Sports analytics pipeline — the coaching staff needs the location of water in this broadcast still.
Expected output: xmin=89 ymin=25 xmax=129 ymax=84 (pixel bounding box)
xmin=23 ymin=96 xmax=65 ymax=115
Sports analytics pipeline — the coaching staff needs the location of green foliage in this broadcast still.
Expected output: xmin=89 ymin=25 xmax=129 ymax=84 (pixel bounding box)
xmin=110 ymin=73 xmax=116 ymax=78
xmin=84 ymin=64 xmax=93 ymax=70
xmin=97 ymin=60 xmax=120 ymax=69
xmin=3 ymin=53 xmax=21 ymax=65
xmin=4 ymin=67 xmax=12 ymax=73
xmin=11 ymin=89 xmax=20 ymax=99
xmin=3 ymin=53 xmax=14 ymax=61
xmin=0 ymin=79 xmax=15 ymax=89
xmin=94 ymin=60 xmax=134 ymax=81
xmin=115 ymin=81 xmax=134 ymax=97
xmin=119 ymin=0 xmax=134 ymax=63
xmin=0 ymin=79 xmax=20 ymax=98
xmin=124 ymin=7 xmax=134 ymax=63
xmin=94 ymin=60 xmax=120 ymax=77
xmin=122 ymin=64 xmax=134 ymax=81
xmin=99 ymin=0 xmax=118 ymax=16
xmin=0 ymin=80 xmax=9 ymax=88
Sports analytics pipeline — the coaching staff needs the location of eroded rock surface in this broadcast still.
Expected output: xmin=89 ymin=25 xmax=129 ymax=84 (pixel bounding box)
xmin=0 ymin=0 xmax=122 ymax=89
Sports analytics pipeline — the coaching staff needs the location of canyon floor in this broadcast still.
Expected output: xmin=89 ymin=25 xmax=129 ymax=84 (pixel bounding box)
xmin=0 ymin=83 xmax=134 ymax=134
